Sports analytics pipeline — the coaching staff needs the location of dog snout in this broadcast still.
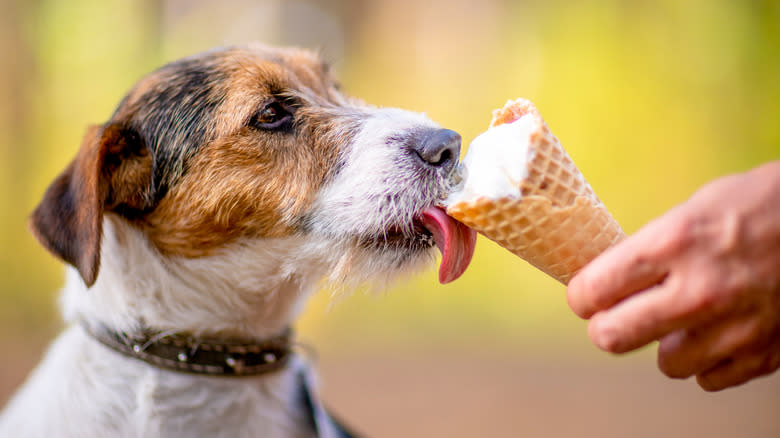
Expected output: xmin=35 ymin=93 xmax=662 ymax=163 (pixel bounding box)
xmin=414 ymin=128 xmax=461 ymax=172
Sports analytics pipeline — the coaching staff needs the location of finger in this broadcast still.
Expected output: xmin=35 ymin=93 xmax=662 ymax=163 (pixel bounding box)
xmin=697 ymin=347 xmax=780 ymax=392
xmin=657 ymin=314 xmax=761 ymax=379
xmin=567 ymin=206 xmax=690 ymax=319
xmin=587 ymin=277 xmax=723 ymax=354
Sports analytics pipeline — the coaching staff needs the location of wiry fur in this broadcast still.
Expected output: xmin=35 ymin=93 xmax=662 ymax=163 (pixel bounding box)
xmin=0 ymin=45 xmax=460 ymax=437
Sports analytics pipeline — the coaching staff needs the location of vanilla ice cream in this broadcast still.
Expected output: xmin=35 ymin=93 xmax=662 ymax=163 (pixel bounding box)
xmin=444 ymin=98 xmax=625 ymax=284
xmin=447 ymin=114 xmax=537 ymax=205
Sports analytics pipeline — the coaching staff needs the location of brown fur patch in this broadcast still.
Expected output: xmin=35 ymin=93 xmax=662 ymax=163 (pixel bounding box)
xmin=100 ymin=124 xmax=154 ymax=212
xmin=30 ymin=123 xmax=154 ymax=285
xmin=142 ymin=48 xmax=359 ymax=256
xmin=29 ymin=126 xmax=106 ymax=285
xmin=31 ymin=46 xmax=364 ymax=281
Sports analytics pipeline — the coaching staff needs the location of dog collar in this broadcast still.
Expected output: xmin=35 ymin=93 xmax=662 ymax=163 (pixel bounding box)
xmin=81 ymin=322 xmax=293 ymax=376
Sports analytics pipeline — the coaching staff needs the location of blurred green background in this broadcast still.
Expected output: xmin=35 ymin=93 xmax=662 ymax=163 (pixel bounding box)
xmin=1 ymin=0 xmax=778 ymax=436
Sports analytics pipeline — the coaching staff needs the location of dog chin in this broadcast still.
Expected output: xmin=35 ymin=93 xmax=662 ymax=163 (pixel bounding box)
xmin=324 ymin=233 xmax=438 ymax=291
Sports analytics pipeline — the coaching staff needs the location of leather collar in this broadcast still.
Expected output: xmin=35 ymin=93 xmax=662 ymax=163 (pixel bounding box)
xmin=81 ymin=322 xmax=292 ymax=376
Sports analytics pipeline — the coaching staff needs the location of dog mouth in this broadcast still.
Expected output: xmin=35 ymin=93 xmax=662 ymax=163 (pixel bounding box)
xmin=362 ymin=206 xmax=476 ymax=284
xmin=418 ymin=206 xmax=476 ymax=284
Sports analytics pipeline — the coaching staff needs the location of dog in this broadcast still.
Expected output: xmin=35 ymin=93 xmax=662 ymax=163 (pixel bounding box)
xmin=0 ymin=44 xmax=476 ymax=437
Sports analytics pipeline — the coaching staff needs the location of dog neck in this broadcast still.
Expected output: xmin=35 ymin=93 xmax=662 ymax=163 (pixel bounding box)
xmin=62 ymin=214 xmax=329 ymax=340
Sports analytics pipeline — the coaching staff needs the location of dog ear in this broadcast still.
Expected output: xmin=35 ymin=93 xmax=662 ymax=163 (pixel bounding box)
xmin=29 ymin=123 xmax=154 ymax=287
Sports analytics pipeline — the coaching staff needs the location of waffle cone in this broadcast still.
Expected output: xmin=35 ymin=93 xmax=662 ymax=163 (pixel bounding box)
xmin=446 ymin=99 xmax=625 ymax=284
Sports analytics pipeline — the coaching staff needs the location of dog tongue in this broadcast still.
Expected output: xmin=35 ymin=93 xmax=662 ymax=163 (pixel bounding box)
xmin=420 ymin=206 xmax=477 ymax=284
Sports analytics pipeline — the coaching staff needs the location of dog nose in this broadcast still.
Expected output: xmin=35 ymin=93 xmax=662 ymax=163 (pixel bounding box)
xmin=415 ymin=129 xmax=461 ymax=171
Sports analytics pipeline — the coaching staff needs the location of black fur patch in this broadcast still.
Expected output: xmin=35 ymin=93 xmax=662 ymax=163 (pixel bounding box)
xmin=113 ymin=56 xmax=228 ymax=203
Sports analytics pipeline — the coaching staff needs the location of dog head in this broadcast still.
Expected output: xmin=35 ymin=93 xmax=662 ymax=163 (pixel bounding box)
xmin=30 ymin=45 xmax=476 ymax=295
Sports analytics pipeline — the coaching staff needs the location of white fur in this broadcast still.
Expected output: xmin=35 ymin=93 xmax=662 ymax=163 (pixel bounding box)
xmin=0 ymin=217 xmax=328 ymax=438
xmin=0 ymin=105 xmax=450 ymax=437
xmin=65 ymin=216 xmax=331 ymax=339
xmin=0 ymin=327 xmax=317 ymax=438
xmin=308 ymin=107 xmax=445 ymax=286
xmin=312 ymin=108 xmax=440 ymax=238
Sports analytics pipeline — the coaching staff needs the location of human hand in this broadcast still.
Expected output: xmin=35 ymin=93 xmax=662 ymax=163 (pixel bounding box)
xmin=567 ymin=160 xmax=780 ymax=391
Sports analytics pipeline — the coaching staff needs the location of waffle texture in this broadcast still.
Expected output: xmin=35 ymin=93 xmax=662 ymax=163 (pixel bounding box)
xmin=446 ymin=98 xmax=625 ymax=284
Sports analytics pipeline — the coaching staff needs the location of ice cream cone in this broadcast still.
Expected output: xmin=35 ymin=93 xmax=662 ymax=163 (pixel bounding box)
xmin=445 ymin=98 xmax=625 ymax=284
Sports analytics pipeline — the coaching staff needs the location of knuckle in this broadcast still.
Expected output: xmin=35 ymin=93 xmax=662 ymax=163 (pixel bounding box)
xmin=689 ymin=287 xmax=719 ymax=313
xmin=712 ymin=211 xmax=744 ymax=256
xmin=680 ymin=277 xmax=724 ymax=317
xmin=679 ymin=278 xmax=752 ymax=326
xmin=713 ymin=279 xmax=741 ymax=308
xmin=660 ymin=212 xmax=696 ymax=254
xmin=624 ymin=252 xmax=653 ymax=278
xmin=741 ymin=316 xmax=769 ymax=349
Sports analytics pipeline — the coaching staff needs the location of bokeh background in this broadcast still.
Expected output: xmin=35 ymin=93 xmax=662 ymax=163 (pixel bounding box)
xmin=1 ymin=0 xmax=778 ymax=436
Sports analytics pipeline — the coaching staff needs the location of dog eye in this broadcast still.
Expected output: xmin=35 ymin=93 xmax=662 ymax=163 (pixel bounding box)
xmin=250 ymin=102 xmax=293 ymax=131
xmin=257 ymin=105 xmax=281 ymax=123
